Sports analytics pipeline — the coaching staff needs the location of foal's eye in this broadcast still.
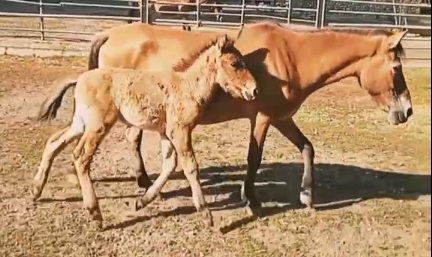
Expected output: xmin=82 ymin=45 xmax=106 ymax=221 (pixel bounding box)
xmin=231 ymin=61 xmax=242 ymax=68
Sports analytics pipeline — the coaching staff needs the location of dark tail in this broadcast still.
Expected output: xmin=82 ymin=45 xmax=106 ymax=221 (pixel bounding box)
xmin=37 ymin=78 xmax=78 ymax=122
xmin=88 ymin=33 xmax=110 ymax=70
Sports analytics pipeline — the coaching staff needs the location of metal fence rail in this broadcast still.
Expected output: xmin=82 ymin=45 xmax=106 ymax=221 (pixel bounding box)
xmin=0 ymin=0 xmax=431 ymax=40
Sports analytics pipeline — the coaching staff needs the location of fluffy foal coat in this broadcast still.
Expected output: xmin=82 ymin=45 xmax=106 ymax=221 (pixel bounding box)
xmin=33 ymin=35 xmax=258 ymax=228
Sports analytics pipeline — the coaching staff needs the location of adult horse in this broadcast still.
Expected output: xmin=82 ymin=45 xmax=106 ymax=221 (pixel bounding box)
xmin=81 ymin=21 xmax=413 ymax=212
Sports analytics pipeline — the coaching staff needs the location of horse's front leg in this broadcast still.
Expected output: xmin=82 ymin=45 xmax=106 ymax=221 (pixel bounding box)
xmin=242 ymin=113 xmax=270 ymax=214
xmin=272 ymin=118 xmax=316 ymax=209
xmin=125 ymin=127 xmax=154 ymax=192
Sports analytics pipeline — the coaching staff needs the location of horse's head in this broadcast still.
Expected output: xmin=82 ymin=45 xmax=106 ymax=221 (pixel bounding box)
xmin=213 ymin=34 xmax=259 ymax=101
xmin=358 ymin=31 xmax=413 ymax=125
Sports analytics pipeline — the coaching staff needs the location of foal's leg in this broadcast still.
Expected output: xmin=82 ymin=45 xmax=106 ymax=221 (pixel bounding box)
xmin=125 ymin=127 xmax=154 ymax=191
xmin=135 ymin=134 xmax=177 ymax=209
xmin=170 ymin=127 xmax=213 ymax=227
xmin=242 ymin=113 xmax=270 ymax=212
xmin=73 ymin=126 xmax=109 ymax=224
xmin=32 ymin=122 xmax=84 ymax=201
xmin=272 ymin=118 xmax=315 ymax=209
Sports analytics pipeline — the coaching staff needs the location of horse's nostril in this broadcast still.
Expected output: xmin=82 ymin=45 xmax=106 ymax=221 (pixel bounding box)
xmin=252 ymin=88 xmax=259 ymax=97
xmin=406 ymin=107 xmax=414 ymax=118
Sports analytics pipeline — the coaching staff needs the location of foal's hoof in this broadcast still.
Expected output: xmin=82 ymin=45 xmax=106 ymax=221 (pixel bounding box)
xmin=199 ymin=209 xmax=214 ymax=228
xmin=134 ymin=197 xmax=150 ymax=211
xmin=88 ymin=219 xmax=103 ymax=231
xmin=90 ymin=208 xmax=103 ymax=222
xmin=300 ymin=191 xmax=314 ymax=209
xmin=31 ymin=186 xmax=42 ymax=202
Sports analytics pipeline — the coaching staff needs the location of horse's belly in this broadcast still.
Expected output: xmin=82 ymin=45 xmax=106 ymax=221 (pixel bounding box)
xmin=120 ymin=106 xmax=166 ymax=133
xmin=197 ymin=93 xmax=256 ymax=125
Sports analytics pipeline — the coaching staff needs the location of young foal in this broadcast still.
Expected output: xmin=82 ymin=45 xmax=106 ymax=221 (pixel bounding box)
xmin=33 ymin=35 xmax=258 ymax=227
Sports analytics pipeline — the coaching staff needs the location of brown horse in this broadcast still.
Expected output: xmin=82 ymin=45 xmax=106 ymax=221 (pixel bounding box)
xmin=33 ymin=35 xmax=258 ymax=227
xmin=83 ymin=21 xmax=413 ymax=213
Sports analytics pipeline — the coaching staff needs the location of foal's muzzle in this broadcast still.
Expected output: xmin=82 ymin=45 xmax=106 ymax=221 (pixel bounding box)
xmin=242 ymin=86 xmax=259 ymax=101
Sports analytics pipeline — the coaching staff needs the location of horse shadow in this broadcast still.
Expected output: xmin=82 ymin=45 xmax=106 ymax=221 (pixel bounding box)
xmin=107 ymin=162 xmax=431 ymax=232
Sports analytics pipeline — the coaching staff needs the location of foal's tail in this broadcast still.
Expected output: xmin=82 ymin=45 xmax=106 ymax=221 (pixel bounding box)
xmin=37 ymin=78 xmax=78 ymax=122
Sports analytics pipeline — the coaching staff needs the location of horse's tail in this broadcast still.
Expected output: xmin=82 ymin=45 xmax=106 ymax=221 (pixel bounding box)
xmin=88 ymin=32 xmax=110 ymax=70
xmin=37 ymin=77 xmax=78 ymax=122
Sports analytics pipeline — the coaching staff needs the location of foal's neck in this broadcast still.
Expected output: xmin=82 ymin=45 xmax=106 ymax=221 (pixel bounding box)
xmin=178 ymin=47 xmax=220 ymax=104
xmin=294 ymin=31 xmax=380 ymax=93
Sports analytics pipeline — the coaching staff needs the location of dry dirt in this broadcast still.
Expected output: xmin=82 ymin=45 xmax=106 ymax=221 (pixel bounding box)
xmin=0 ymin=55 xmax=431 ymax=257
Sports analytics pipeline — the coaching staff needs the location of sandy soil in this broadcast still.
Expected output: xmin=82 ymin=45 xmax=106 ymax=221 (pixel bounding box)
xmin=0 ymin=55 xmax=430 ymax=257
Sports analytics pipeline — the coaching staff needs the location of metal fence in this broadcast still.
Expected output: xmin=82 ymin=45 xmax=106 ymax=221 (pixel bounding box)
xmin=0 ymin=0 xmax=431 ymax=40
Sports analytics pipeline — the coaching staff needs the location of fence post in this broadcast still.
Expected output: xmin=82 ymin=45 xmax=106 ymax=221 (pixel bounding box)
xmin=139 ymin=0 xmax=147 ymax=23
xmin=145 ymin=0 xmax=150 ymax=24
xmin=316 ymin=0 xmax=327 ymax=28
xmin=320 ymin=0 xmax=327 ymax=28
xmin=240 ymin=0 xmax=246 ymax=26
xmin=392 ymin=0 xmax=400 ymax=26
xmin=196 ymin=0 xmax=201 ymax=27
xmin=286 ymin=0 xmax=292 ymax=24
xmin=39 ymin=0 xmax=45 ymax=40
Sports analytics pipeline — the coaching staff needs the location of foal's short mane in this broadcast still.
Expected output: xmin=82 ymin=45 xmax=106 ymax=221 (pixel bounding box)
xmin=172 ymin=36 xmax=235 ymax=72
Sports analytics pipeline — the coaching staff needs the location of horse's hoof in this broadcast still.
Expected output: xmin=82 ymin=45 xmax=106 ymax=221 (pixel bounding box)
xmin=300 ymin=191 xmax=314 ymax=209
xmin=245 ymin=199 xmax=263 ymax=217
xmin=241 ymin=183 xmax=260 ymax=203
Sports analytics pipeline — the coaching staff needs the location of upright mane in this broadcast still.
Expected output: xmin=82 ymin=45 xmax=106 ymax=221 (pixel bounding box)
xmin=172 ymin=36 xmax=235 ymax=72
xmin=304 ymin=27 xmax=407 ymax=57
xmin=257 ymin=21 xmax=406 ymax=57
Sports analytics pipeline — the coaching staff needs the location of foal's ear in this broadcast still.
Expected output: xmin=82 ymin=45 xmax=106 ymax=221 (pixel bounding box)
xmin=386 ymin=30 xmax=409 ymax=50
xmin=217 ymin=34 xmax=230 ymax=52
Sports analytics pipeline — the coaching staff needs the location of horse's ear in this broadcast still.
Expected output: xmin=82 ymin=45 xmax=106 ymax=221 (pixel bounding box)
xmin=217 ymin=34 xmax=229 ymax=52
xmin=386 ymin=30 xmax=409 ymax=50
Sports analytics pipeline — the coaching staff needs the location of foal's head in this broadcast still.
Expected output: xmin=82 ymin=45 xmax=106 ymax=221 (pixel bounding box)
xmin=211 ymin=34 xmax=258 ymax=101
xmin=358 ymin=30 xmax=413 ymax=125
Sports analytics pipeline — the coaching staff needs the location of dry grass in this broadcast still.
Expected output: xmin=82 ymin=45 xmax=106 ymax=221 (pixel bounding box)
xmin=0 ymin=56 xmax=430 ymax=257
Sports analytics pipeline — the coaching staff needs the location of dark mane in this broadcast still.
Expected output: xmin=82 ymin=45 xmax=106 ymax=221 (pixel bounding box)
xmin=172 ymin=36 xmax=235 ymax=72
xmin=271 ymin=21 xmax=406 ymax=57
xmin=305 ymin=27 xmax=407 ymax=57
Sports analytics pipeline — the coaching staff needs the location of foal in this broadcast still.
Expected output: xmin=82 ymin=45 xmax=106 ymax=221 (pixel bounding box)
xmin=33 ymin=35 xmax=258 ymax=227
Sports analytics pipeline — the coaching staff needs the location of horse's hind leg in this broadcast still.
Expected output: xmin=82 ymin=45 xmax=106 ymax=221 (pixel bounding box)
xmin=125 ymin=127 xmax=154 ymax=191
xmin=73 ymin=125 xmax=110 ymax=225
xmin=32 ymin=121 xmax=84 ymax=201
xmin=135 ymin=133 xmax=177 ymax=210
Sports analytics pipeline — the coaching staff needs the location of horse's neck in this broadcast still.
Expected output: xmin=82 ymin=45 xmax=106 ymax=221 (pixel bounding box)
xmin=293 ymin=32 xmax=379 ymax=94
xmin=179 ymin=48 xmax=219 ymax=103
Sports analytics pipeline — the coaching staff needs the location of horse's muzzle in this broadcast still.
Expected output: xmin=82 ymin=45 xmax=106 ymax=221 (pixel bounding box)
xmin=388 ymin=95 xmax=414 ymax=125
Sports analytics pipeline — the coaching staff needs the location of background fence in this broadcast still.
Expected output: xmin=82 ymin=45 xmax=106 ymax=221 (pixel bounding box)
xmin=0 ymin=0 xmax=431 ymax=41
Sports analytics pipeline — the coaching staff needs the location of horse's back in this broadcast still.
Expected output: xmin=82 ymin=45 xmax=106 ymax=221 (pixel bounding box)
xmin=98 ymin=23 xmax=230 ymax=72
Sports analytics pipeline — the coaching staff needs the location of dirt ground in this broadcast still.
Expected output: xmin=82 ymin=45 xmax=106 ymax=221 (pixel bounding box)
xmin=0 ymin=55 xmax=430 ymax=257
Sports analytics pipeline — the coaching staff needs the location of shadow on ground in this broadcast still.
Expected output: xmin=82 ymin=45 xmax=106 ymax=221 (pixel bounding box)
xmin=94 ymin=162 xmax=431 ymax=231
